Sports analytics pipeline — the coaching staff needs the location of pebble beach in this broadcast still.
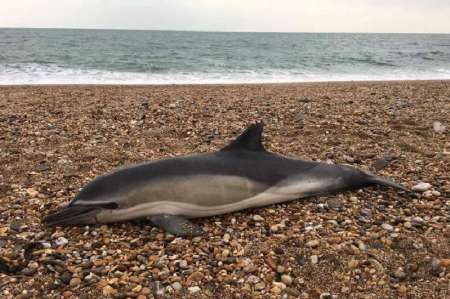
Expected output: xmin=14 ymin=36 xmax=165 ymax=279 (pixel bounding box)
xmin=0 ymin=80 xmax=449 ymax=298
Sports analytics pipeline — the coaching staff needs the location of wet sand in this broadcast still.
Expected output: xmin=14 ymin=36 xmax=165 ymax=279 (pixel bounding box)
xmin=0 ymin=80 xmax=449 ymax=298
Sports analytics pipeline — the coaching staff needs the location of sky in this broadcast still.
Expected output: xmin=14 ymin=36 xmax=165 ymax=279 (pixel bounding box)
xmin=1 ymin=0 xmax=450 ymax=33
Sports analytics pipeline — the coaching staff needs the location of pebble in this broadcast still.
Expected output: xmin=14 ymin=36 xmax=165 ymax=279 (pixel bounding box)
xmin=253 ymin=215 xmax=264 ymax=222
xmin=172 ymin=282 xmax=182 ymax=292
xmin=69 ymin=277 xmax=81 ymax=288
xmin=281 ymin=274 xmax=293 ymax=285
xmin=393 ymin=267 xmax=406 ymax=280
xmin=55 ymin=237 xmax=69 ymax=247
xmin=102 ymin=285 xmax=117 ymax=296
xmin=320 ymin=292 xmax=332 ymax=299
xmin=381 ymin=223 xmax=394 ymax=231
xmin=306 ymin=239 xmax=320 ymax=248
xmin=348 ymin=259 xmax=359 ymax=269
xmin=284 ymin=287 xmax=301 ymax=297
xmin=327 ymin=198 xmax=343 ymax=210
xmin=357 ymin=240 xmax=367 ymax=251
xmin=431 ymin=190 xmax=441 ymax=196
xmin=255 ymin=282 xmax=266 ymax=291
xmin=412 ymin=182 xmax=432 ymax=192
xmin=311 ymin=255 xmax=319 ymax=264
xmin=247 ymin=275 xmax=260 ymax=284
xmin=178 ymin=260 xmax=188 ymax=269
xmin=26 ymin=188 xmax=39 ymax=197
xmin=276 ymin=265 xmax=286 ymax=273
xmin=398 ymin=285 xmax=408 ymax=294
xmin=222 ymin=233 xmax=231 ymax=243
xmin=9 ymin=221 xmax=24 ymax=232
xmin=343 ymin=155 xmax=355 ymax=163
xmin=433 ymin=121 xmax=446 ymax=133
xmin=60 ymin=271 xmax=73 ymax=285
xmin=431 ymin=257 xmax=442 ymax=276
xmin=188 ymin=271 xmax=204 ymax=282
xmin=188 ymin=286 xmax=201 ymax=294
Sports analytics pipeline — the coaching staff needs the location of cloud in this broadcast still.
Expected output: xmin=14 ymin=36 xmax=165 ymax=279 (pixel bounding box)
xmin=1 ymin=0 xmax=449 ymax=33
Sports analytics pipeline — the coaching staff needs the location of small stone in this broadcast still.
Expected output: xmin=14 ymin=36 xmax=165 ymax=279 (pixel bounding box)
xmin=381 ymin=223 xmax=394 ymax=231
xmin=178 ymin=260 xmax=188 ymax=269
xmin=431 ymin=190 xmax=441 ymax=196
xmin=188 ymin=271 xmax=204 ymax=283
xmin=306 ymin=239 xmax=320 ymax=248
xmin=253 ymin=215 xmax=264 ymax=222
xmin=9 ymin=221 xmax=24 ymax=232
xmin=357 ymin=240 xmax=367 ymax=251
xmin=172 ymin=282 xmax=182 ymax=291
xmin=26 ymin=188 xmax=39 ymax=197
xmin=412 ymin=182 xmax=432 ymax=192
xmin=348 ymin=259 xmax=359 ymax=269
xmin=271 ymin=282 xmax=286 ymax=294
xmin=55 ymin=237 xmax=69 ymax=247
xmin=431 ymin=257 xmax=443 ymax=276
xmin=255 ymin=282 xmax=266 ymax=291
xmin=423 ymin=190 xmax=433 ymax=198
xmin=60 ymin=271 xmax=73 ymax=285
xmin=398 ymin=285 xmax=407 ymax=293
xmin=441 ymin=259 xmax=450 ymax=268
xmin=320 ymin=292 xmax=332 ymax=299
xmin=327 ymin=198 xmax=343 ymax=210
xmin=151 ymin=281 xmax=165 ymax=296
xmin=404 ymin=222 xmax=412 ymax=229
xmin=222 ymin=233 xmax=231 ymax=243
xmin=281 ymin=274 xmax=293 ymax=285
xmin=141 ymin=287 xmax=151 ymax=295
xmin=270 ymin=225 xmax=280 ymax=233
xmin=102 ymin=285 xmax=117 ymax=296
xmin=188 ymin=286 xmax=201 ymax=294
xmin=393 ymin=267 xmax=406 ymax=280
xmin=311 ymin=255 xmax=318 ymax=264
xmin=283 ymin=287 xmax=301 ymax=297
xmin=62 ymin=291 xmax=73 ymax=298
xmin=343 ymin=155 xmax=355 ymax=163
xmin=132 ymin=285 xmax=142 ymax=293
xmin=247 ymin=275 xmax=260 ymax=284
xmin=433 ymin=121 xmax=446 ymax=133
xmin=276 ymin=265 xmax=286 ymax=273
xmin=244 ymin=264 xmax=258 ymax=273
xmin=69 ymin=277 xmax=81 ymax=288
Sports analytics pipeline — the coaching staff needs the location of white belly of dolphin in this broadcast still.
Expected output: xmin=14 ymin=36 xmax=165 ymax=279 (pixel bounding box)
xmin=95 ymin=175 xmax=336 ymax=222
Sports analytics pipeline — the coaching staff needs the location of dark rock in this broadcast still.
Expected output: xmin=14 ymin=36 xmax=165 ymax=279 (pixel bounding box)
xmin=60 ymin=271 xmax=73 ymax=284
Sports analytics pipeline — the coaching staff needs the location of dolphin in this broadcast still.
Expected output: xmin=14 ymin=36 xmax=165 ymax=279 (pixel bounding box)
xmin=43 ymin=123 xmax=410 ymax=236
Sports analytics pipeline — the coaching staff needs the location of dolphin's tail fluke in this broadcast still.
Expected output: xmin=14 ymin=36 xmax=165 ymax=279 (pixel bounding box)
xmin=367 ymin=174 xmax=410 ymax=193
xmin=43 ymin=205 xmax=102 ymax=226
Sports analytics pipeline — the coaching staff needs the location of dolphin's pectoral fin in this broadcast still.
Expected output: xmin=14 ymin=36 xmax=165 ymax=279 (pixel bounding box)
xmin=148 ymin=215 xmax=204 ymax=237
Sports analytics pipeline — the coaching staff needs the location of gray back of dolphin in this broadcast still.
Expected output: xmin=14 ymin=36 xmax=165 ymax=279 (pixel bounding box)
xmin=43 ymin=123 xmax=409 ymax=236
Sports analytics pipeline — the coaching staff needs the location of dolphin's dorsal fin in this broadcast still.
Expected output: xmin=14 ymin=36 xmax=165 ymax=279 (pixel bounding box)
xmin=221 ymin=122 xmax=266 ymax=152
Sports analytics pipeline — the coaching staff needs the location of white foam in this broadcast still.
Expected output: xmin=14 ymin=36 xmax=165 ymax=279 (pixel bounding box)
xmin=1 ymin=63 xmax=450 ymax=85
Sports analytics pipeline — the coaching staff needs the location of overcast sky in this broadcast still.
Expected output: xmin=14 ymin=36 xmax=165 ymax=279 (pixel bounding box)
xmin=1 ymin=0 xmax=449 ymax=33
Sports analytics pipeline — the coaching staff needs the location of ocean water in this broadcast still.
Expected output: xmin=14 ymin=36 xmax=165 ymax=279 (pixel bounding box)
xmin=0 ymin=28 xmax=449 ymax=84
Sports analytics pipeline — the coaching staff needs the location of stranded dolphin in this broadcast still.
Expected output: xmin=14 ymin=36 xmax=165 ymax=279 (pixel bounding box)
xmin=44 ymin=123 xmax=410 ymax=236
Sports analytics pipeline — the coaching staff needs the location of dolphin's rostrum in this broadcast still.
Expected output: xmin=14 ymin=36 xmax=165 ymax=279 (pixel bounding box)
xmin=44 ymin=123 xmax=410 ymax=236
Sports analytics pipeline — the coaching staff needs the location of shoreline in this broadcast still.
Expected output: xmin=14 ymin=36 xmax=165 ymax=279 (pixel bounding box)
xmin=0 ymin=80 xmax=449 ymax=298
xmin=1 ymin=78 xmax=450 ymax=88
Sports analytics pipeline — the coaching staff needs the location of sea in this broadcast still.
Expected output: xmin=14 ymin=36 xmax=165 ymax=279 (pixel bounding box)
xmin=0 ymin=28 xmax=449 ymax=84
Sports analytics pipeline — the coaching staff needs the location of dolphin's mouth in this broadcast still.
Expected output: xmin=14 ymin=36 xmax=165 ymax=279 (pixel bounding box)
xmin=43 ymin=202 xmax=118 ymax=226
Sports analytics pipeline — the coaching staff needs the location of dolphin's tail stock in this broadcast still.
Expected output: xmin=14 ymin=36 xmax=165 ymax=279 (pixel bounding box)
xmin=43 ymin=205 xmax=103 ymax=226
xmin=366 ymin=173 xmax=410 ymax=193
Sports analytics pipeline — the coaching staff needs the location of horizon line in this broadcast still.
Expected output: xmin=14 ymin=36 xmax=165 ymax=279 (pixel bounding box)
xmin=0 ymin=26 xmax=449 ymax=35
